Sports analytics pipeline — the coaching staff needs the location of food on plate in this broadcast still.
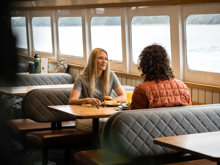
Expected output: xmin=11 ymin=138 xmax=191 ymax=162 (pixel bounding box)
xmin=101 ymin=100 xmax=119 ymax=105
xmin=103 ymin=96 xmax=113 ymax=101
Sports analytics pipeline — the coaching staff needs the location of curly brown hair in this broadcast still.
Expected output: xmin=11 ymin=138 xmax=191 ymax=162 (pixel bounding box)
xmin=138 ymin=44 xmax=174 ymax=82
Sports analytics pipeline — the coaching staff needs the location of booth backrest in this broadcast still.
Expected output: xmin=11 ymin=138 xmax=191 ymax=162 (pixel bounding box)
xmin=14 ymin=73 xmax=74 ymax=86
xmin=22 ymin=85 xmax=134 ymax=122
xmin=102 ymin=104 xmax=220 ymax=157
xmin=2 ymin=73 xmax=74 ymax=119
xmin=22 ymin=88 xmax=74 ymax=122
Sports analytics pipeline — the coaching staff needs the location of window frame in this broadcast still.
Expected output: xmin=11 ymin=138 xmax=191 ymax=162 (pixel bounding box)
xmin=30 ymin=10 xmax=54 ymax=59
xmin=182 ymin=4 xmax=220 ymax=86
xmin=10 ymin=11 xmax=29 ymax=56
xmin=128 ymin=6 xmax=181 ymax=78
xmin=88 ymin=8 xmax=127 ymax=72
xmin=56 ymin=9 xmax=88 ymax=66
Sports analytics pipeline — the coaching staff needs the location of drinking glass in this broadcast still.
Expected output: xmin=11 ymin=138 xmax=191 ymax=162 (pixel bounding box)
xmin=126 ymin=91 xmax=133 ymax=105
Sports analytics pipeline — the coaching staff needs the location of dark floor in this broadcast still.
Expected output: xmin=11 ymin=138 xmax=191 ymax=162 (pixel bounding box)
xmin=2 ymin=138 xmax=77 ymax=165
xmin=21 ymin=148 xmax=75 ymax=165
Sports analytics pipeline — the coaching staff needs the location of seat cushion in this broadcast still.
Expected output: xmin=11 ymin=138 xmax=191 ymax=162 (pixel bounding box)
xmin=8 ymin=118 xmax=75 ymax=138
xmin=74 ymin=149 xmax=130 ymax=165
xmin=26 ymin=128 xmax=93 ymax=148
xmin=15 ymin=73 xmax=74 ymax=86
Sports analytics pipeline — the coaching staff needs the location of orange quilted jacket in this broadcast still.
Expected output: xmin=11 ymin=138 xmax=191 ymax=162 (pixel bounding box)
xmin=130 ymin=78 xmax=192 ymax=110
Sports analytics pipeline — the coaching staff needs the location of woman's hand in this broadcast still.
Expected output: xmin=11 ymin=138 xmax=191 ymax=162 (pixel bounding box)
xmin=69 ymin=89 xmax=101 ymax=106
xmin=86 ymin=98 xmax=101 ymax=106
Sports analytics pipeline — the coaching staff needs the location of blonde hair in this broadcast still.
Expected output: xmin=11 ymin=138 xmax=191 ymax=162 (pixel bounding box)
xmin=81 ymin=48 xmax=110 ymax=97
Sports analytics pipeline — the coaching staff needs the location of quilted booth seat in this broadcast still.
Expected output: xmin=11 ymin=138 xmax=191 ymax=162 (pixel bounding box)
xmin=74 ymin=104 xmax=220 ymax=165
xmin=14 ymin=72 xmax=74 ymax=86
xmin=22 ymin=85 xmax=135 ymax=122
xmin=21 ymin=85 xmax=135 ymax=164
xmin=22 ymin=88 xmax=74 ymax=122
xmin=0 ymin=73 xmax=74 ymax=119
xmin=5 ymin=73 xmax=75 ymax=155
xmin=7 ymin=85 xmax=134 ymax=141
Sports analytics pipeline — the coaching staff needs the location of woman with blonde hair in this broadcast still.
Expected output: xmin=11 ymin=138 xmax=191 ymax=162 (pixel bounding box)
xmin=69 ymin=48 xmax=126 ymax=132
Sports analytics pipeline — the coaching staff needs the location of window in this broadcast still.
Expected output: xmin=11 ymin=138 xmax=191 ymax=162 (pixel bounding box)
xmin=11 ymin=17 xmax=27 ymax=49
xmin=91 ymin=16 xmax=122 ymax=61
xmin=186 ymin=14 xmax=220 ymax=73
xmin=58 ymin=17 xmax=83 ymax=57
xmin=131 ymin=16 xmax=171 ymax=64
xmin=32 ymin=17 xmax=52 ymax=53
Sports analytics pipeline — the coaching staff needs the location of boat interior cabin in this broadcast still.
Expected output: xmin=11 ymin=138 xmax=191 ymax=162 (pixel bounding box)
xmin=0 ymin=0 xmax=220 ymax=165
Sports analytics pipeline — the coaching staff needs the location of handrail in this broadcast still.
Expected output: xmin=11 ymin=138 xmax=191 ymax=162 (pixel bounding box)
xmin=184 ymin=82 xmax=220 ymax=93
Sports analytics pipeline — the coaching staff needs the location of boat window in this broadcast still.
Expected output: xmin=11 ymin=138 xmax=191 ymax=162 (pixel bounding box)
xmin=91 ymin=16 xmax=122 ymax=62
xmin=58 ymin=17 xmax=83 ymax=57
xmin=131 ymin=15 xmax=171 ymax=64
xmin=11 ymin=17 xmax=27 ymax=49
xmin=185 ymin=14 xmax=220 ymax=73
xmin=32 ymin=17 xmax=52 ymax=53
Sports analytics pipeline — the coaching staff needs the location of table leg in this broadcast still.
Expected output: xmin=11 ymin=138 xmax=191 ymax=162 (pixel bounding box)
xmin=51 ymin=121 xmax=62 ymax=129
xmin=92 ymin=118 xmax=100 ymax=148
xmin=51 ymin=122 xmax=56 ymax=130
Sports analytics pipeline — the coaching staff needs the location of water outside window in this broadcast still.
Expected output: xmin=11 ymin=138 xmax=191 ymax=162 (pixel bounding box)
xmin=11 ymin=17 xmax=27 ymax=49
xmin=32 ymin=17 xmax=52 ymax=53
xmin=131 ymin=16 xmax=171 ymax=64
xmin=58 ymin=17 xmax=83 ymax=57
xmin=91 ymin=16 xmax=122 ymax=62
xmin=186 ymin=14 xmax=220 ymax=73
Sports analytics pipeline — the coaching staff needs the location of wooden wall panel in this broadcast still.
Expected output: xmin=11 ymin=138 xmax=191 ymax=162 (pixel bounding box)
xmin=205 ymin=91 xmax=213 ymax=104
xmin=118 ymin=77 xmax=127 ymax=85
xmin=126 ymin=78 xmax=133 ymax=86
xmin=198 ymin=89 xmax=205 ymax=104
xmin=136 ymin=79 xmax=142 ymax=87
xmin=131 ymin=78 xmax=137 ymax=87
xmin=188 ymin=87 xmax=192 ymax=97
xmin=192 ymin=88 xmax=199 ymax=103
xmin=213 ymin=92 xmax=220 ymax=104
xmin=69 ymin=68 xmax=81 ymax=80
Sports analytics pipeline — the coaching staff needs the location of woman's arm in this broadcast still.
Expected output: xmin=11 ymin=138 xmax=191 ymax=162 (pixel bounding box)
xmin=68 ymin=89 xmax=101 ymax=106
xmin=112 ymin=86 xmax=126 ymax=103
xmin=130 ymin=87 xmax=148 ymax=110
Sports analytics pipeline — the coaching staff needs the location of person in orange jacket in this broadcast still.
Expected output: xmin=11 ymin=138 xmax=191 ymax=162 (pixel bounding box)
xmin=130 ymin=44 xmax=192 ymax=110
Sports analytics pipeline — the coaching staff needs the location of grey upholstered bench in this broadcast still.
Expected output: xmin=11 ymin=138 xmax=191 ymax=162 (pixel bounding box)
xmin=6 ymin=73 xmax=75 ymax=152
xmin=14 ymin=72 xmax=74 ymax=86
xmin=17 ymin=85 xmax=135 ymax=164
xmin=74 ymin=104 xmax=220 ymax=165
xmin=2 ymin=73 xmax=74 ymax=119
xmin=18 ymin=87 xmax=93 ymax=165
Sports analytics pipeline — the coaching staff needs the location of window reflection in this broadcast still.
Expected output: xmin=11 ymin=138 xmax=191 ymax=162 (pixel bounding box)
xmin=58 ymin=17 xmax=83 ymax=57
xmin=186 ymin=14 xmax=220 ymax=73
xmin=11 ymin=17 xmax=27 ymax=49
xmin=131 ymin=16 xmax=171 ymax=64
xmin=91 ymin=16 xmax=122 ymax=61
xmin=32 ymin=17 xmax=52 ymax=53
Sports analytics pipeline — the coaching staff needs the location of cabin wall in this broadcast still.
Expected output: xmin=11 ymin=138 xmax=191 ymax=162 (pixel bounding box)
xmin=186 ymin=86 xmax=220 ymax=105
xmin=64 ymin=63 xmax=220 ymax=105
xmin=19 ymin=56 xmax=220 ymax=105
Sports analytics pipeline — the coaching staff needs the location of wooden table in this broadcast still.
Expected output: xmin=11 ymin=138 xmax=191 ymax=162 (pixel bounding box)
xmin=0 ymin=84 xmax=74 ymax=96
xmin=48 ymin=104 xmax=118 ymax=147
xmin=154 ymin=131 xmax=220 ymax=165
